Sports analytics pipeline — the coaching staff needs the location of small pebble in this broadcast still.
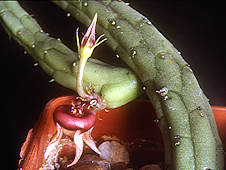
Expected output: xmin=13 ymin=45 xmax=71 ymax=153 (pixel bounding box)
xmin=56 ymin=140 xmax=77 ymax=168
xmin=98 ymin=141 xmax=130 ymax=165
xmin=77 ymin=154 xmax=111 ymax=170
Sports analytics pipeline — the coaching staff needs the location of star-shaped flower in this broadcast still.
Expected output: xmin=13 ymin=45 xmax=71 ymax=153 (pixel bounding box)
xmin=45 ymin=97 xmax=101 ymax=167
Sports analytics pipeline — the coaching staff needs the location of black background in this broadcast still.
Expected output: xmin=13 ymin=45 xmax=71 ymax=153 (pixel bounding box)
xmin=1 ymin=1 xmax=225 ymax=169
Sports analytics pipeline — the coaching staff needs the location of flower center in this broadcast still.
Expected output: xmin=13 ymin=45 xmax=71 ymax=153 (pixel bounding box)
xmin=53 ymin=98 xmax=96 ymax=131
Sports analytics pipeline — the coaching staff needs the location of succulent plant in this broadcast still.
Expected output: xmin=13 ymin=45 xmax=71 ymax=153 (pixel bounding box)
xmin=0 ymin=1 xmax=224 ymax=169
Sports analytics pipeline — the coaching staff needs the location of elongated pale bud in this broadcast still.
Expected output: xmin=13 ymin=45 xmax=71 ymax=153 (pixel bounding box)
xmin=76 ymin=13 xmax=107 ymax=99
xmin=76 ymin=13 xmax=107 ymax=60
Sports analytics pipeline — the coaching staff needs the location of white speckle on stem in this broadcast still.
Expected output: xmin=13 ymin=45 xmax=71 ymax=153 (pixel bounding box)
xmin=156 ymin=87 xmax=168 ymax=97
xmin=48 ymin=78 xmax=55 ymax=83
xmin=116 ymin=25 xmax=120 ymax=29
xmin=34 ymin=62 xmax=39 ymax=67
xmin=83 ymin=2 xmax=88 ymax=7
xmin=174 ymin=141 xmax=180 ymax=146
xmin=67 ymin=13 xmax=71 ymax=17
xmin=130 ymin=47 xmax=137 ymax=58
xmin=72 ymin=62 xmax=76 ymax=67
xmin=168 ymin=106 xmax=176 ymax=111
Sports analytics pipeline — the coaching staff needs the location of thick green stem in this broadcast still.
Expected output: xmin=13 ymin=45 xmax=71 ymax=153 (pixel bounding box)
xmin=53 ymin=1 xmax=224 ymax=169
xmin=0 ymin=1 xmax=142 ymax=108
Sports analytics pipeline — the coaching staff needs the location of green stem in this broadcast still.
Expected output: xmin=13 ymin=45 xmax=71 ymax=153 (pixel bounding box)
xmin=53 ymin=1 xmax=224 ymax=169
xmin=0 ymin=1 xmax=142 ymax=108
xmin=77 ymin=57 xmax=89 ymax=98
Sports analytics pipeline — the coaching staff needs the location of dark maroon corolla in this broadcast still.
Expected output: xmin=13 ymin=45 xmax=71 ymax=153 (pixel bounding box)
xmin=53 ymin=100 xmax=96 ymax=131
xmin=43 ymin=97 xmax=101 ymax=168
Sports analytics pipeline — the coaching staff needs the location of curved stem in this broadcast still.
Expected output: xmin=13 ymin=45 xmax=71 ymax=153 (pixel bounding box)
xmin=0 ymin=1 xmax=141 ymax=108
xmin=54 ymin=1 xmax=224 ymax=169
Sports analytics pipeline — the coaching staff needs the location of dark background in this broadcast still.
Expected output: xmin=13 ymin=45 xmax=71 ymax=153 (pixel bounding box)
xmin=1 ymin=1 xmax=225 ymax=169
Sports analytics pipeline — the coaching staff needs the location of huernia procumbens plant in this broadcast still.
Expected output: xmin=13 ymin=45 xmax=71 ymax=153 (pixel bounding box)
xmin=0 ymin=1 xmax=224 ymax=170
xmin=45 ymin=14 xmax=107 ymax=168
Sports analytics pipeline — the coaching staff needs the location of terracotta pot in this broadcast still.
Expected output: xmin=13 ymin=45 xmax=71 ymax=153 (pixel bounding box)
xmin=93 ymin=100 xmax=164 ymax=166
xmin=19 ymin=97 xmax=226 ymax=169
xmin=94 ymin=100 xmax=226 ymax=144
xmin=211 ymin=106 xmax=226 ymax=145
xmin=93 ymin=100 xmax=226 ymax=166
